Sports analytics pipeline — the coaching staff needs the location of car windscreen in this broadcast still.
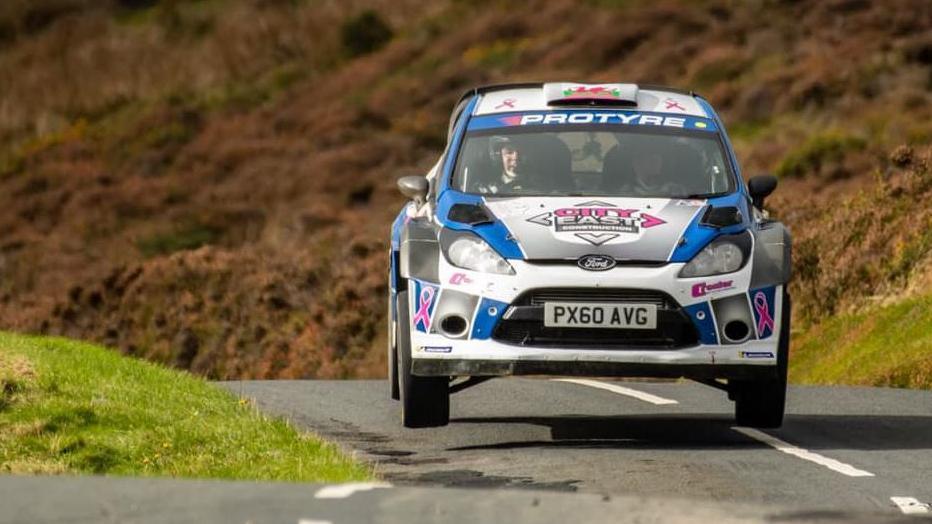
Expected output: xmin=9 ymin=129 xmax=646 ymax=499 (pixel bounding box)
xmin=451 ymin=125 xmax=734 ymax=198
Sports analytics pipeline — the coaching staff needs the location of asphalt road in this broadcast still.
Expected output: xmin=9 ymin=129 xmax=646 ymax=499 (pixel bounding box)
xmin=6 ymin=472 xmax=918 ymax=524
xmin=220 ymin=378 xmax=932 ymax=517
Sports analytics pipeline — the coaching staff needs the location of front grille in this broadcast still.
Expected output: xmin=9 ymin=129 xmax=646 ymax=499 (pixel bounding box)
xmin=523 ymin=288 xmax=670 ymax=307
xmin=492 ymin=288 xmax=698 ymax=349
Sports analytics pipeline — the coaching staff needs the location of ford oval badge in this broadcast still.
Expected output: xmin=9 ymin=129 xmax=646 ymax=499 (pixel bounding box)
xmin=578 ymin=255 xmax=616 ymax=271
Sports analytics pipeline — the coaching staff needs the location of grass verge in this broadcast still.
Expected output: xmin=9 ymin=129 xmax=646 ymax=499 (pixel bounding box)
xmin=0 ymin=332 xmax=372 ymax=481
xmin=790 ymin=294 xmax=932 ymax=389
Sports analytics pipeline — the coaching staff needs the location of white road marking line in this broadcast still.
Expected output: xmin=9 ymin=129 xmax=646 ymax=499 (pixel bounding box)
xmin=891 ymin=497 xmax=931 ymax=515
xmin=553 ymin=378 xmax=678 ymax=405
xmin=298 ymin=520 xmax=333 ymax=524
xmin=314 ymin=482 xmax=392 ymax=499
xmin=733 ymin=427 xmax=875 ymax=478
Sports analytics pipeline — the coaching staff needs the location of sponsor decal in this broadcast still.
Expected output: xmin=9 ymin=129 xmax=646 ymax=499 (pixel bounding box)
xmin=664 ymin=98 xmax=687 ymax=112
xmin=739 ymin=351 xmax=775 ymax=359
xmin=561 ymin=85 xmax=621 ymax=99
xmin=449 ymin=272 xmax=473 ymax=285
xmin=412 ymin=283 xmax=437 ymax=332
xmin=752 ymin=289 xmax=776 ymax=339
xmin=470 ymin=112 xmax=716 ymax=133
xmin=691 ymin=279 xmax=734 ymax=298
xmin=577 ymin=254 xmax=617 ymax=271
xmin=512 ymin=112 xmax=687 ymax=128
xmin=526 ymin=200 xmax=666 ymax=246
xmin=495 ymin=98 xmax=516 ymax=110
xmin=421 ymin=345 xmax=452 ymax=353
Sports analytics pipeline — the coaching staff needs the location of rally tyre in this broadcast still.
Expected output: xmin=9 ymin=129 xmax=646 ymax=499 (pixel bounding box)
xmin=397 ymin=289 xmax=450 ymax=428
xmin=733 ymin=291 xmax=790 ymax=429
xmin=733 ymin=378 xmax=786 ymax=428
xmin=388 ymin=284 xmax=400 ymax=400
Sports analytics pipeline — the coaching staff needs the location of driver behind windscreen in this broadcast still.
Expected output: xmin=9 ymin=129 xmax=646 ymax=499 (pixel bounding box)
xmin=477 ymin=136 xmax=526 ymax=194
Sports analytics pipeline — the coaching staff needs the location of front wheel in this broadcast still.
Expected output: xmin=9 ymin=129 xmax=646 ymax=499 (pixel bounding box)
xmin=396 ymin=289 xmax=450 ymax=428
xmin=733 ymin=378 xmax=786 ymax=428
xmin=733 ymin=291 xmax=790 ymax=429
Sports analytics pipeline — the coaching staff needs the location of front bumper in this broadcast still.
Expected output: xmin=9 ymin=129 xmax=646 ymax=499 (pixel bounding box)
xmin=405 ymin=258 xmax=785 ymax=379
xmin=409 ymin=335 xmax=781 ymax=379
xmin=412 ymin=358 xmax=778 ymax=380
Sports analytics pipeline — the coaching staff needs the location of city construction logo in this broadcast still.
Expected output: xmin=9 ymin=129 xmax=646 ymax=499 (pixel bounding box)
xmin=526 ymin=200 xmax=666 ymax=246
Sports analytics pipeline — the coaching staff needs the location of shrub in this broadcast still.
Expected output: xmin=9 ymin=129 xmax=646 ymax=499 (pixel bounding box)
xmin=116 ymin=0 xmax=159 ymax=9
xmin=340 ymin=9 xmax=392 ymax=58
xmin=775 ymin=132 xmax=866 ymax=178
xmin=136 ymin=223 xmax=222 ymax=258
xmin=1 ymin=0 xmax=87 ymax=37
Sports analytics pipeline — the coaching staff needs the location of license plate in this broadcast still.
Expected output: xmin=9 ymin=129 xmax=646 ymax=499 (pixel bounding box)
xmin=543 ymin=302 xmax=657 ymax=329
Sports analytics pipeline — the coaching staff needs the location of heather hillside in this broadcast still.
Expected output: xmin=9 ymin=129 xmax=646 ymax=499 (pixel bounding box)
xmin=0 ymin=0 xmax=930 ymax=383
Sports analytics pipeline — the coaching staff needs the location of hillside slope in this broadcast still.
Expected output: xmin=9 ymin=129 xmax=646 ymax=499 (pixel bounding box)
xmin=0 ymin=0 xmax=930 ymax=382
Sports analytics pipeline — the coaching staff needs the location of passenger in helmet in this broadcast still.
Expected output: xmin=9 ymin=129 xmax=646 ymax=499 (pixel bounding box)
xmin=618 ymin=136 xmax=687 ymax=196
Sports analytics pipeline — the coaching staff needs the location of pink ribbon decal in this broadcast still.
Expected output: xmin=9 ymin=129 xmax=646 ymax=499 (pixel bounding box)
xmin=413 ymin=286 xmax=435 ymax=331
xmin=753 ymin=291 xmax=774 ymax=336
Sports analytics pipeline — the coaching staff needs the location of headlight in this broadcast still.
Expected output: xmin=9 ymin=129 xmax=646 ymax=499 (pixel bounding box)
xmin=679 ymin=233 xmax=750 ymax=278
xmin=445 ymin=234 xmax=514 ymax=275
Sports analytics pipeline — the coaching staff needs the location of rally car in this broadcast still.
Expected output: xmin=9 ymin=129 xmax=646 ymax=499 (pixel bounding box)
xmin=388 ymin=82 xmax=791 ymax=429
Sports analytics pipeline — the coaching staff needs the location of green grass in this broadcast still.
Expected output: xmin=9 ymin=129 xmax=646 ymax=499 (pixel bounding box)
xmin=790 ymin=294 xmax=932 ymax=389
xmin=0 ymin=332 xmax=373 ymax=480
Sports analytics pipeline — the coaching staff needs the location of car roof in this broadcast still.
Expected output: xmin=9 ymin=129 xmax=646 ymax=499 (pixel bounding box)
xmin=466 ymin=82 xmax=710 ymax=119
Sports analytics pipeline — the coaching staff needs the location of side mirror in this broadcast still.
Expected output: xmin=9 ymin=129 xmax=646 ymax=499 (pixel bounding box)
xmin=748 ymin=174 xmax=778 ymax=209
xmin=397 ymin=176 xmax=429 ymax=206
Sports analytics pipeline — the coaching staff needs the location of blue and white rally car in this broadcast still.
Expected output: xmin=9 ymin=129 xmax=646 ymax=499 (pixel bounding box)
xmin=388 ymin=83 xmax=791 ymax=428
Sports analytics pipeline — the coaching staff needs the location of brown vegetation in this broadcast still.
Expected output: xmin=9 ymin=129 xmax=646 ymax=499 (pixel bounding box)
xmin=0 ymin=0 xmax=929 ymax=378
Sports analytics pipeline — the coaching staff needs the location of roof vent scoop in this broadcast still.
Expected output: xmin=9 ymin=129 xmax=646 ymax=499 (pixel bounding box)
xmin=544 ymin=83 xmax=639 ymax=107
xmin=701 ymin=206 xmax=743 ymax=228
